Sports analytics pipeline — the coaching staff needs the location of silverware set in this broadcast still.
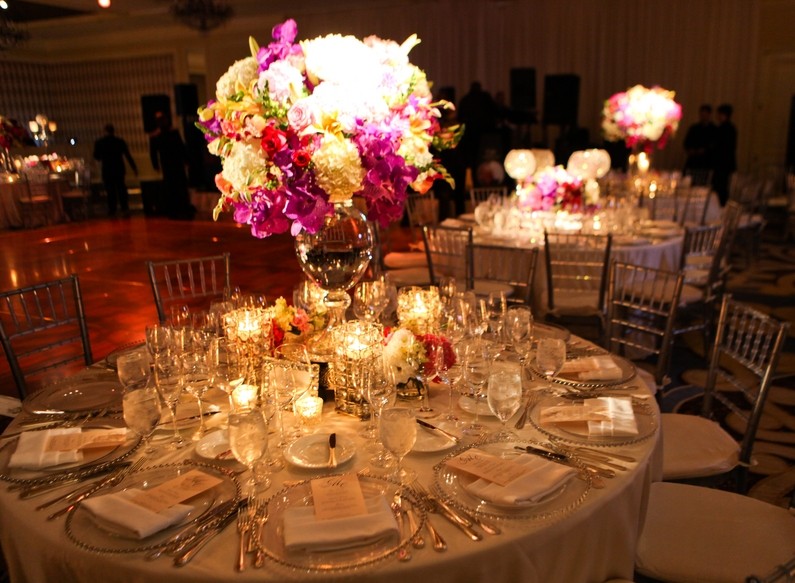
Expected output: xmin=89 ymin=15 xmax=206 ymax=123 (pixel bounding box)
xmin=235 ymin=498 xmax=268 ymax=571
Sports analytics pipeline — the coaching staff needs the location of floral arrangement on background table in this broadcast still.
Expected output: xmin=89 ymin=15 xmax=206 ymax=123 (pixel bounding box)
xmin=601 ymin=84 xmax=682 ymax=152
xmin=383 ymin=327 xmax=455 ymax=387
xmin=198 ymin=18 xmax=461 ymax=239
xmin=516 ymin=165 xmax=587 ymax=212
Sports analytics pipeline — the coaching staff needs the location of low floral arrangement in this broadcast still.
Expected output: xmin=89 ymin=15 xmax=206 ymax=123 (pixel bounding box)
xmin=383 ymin=327 xmax=455 ymax=385
xmin=516 ymin=165 xmax=587 ymax=212
xmin=198 ymin=18 xmax=461 ymax=239
xmin=601 ymin=84 xmax=681 ymax=152
xmin=0 ymin=116 xmax=27 ymax=151
xmin=267 ymin=297 xmax=327 ymax=347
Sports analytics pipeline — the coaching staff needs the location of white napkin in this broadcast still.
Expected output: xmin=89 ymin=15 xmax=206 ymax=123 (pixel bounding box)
xmin=462 ymin=453 xmax=577 ymax=505
xmin=82 ymin=488 xmax=193 ymax=539
xmin=540 ymin=397 xmax=639 ymax=437
xmin=560 ymin=356 xmax=623 ymax=381
xmin=282 ymin=495 xmax=399 ymax=553
xmin=8 ymin=428 xmax=84 ymax=470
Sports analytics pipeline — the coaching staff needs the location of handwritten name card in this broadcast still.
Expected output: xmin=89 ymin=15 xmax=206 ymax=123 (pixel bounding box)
xmin=45 ymin=429 xmax=128 ymax=452
xmin=131 ymin=469 xmax=223 ymax=514
xmin=446 ymin=449 xmax=529 ymax=487
xmin=310 ymin=473 xmax=367 ymax=521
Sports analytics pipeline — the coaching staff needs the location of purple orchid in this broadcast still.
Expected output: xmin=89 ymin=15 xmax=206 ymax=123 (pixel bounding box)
xmin=257 ymin=18 xmax=302 ymax=71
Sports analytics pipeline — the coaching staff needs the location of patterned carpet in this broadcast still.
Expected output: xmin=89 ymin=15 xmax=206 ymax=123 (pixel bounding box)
xmin=660 ymin=229 xmax=795 ymax=507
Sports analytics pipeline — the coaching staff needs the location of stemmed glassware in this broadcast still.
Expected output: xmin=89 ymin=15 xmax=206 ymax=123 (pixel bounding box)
xmin=487 ymin=356 xmax=523 ymax=440
xmin=378 ymin=274 xmax=398 ymax=325
xmin=413 ymin=336 xmax=438 ymax=420
xmin=153 ymin=352 xmax=186 ymax=449
xmin=228 ymin=409 xmax=271 ymax=496
xmin=181 ymin=350 xmax=212 ymax=442
xmin=267 ymin=344 xmax=312 ymax=446
xmin=122 ymin=383 xmax=162 ymax=454
xmin=353 ymin=280 xmax=388 ymax=323
xmin=208 ymin=337 xmax=244 ymax=409
xmin=483 ymin=291 xmax=507 ymax=342
xmin=379 ymin=407 xmax=417 ymax=484
xmin=536 ymin=338 xmax=566 ymax=391
xmin=366 ymin=361 xmax=397 ymax=469
xmin=504 ymin=305 xmax=534 ymax=361
xmin=461 ymin=340 xmax=488 ymax=437
xmin=116 ymin=352 xmax=151 ymax=391
xmin=145 ymin=324 xmax=172 ymax=366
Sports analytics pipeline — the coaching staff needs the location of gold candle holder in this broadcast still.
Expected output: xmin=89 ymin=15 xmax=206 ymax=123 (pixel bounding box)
xmin=224 ymin=308 xmax=272 ymax=366
xmin=328 ymin=320 xmax=383 ymax=418
xmin=397 ymin=286 xmax=441 ymax=335
xmin=293 ymin=394 xmax=323 ymax=433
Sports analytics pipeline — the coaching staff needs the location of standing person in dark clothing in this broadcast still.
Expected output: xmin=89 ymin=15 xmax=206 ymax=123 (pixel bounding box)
xmin=712 ymin=104 xmax=738 ymax=206
xmin=683 ymin=104 xmax=717 ymax=180
xmin=93 ymin=123 xmax=138 ymax=217
xmin=457 ymin=81 xmax=498 ymax=179
xmin=149 ymin=111 xmax=193 ymax=220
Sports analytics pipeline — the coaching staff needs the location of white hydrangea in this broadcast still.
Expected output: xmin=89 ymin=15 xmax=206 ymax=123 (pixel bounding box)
xmin=221 ymin=140 xmax=267 ymax=194
xmin=258 ymin=59 xmax=305 ymax=107
xmin=383 ymin=328 xmax=419 ymax=385
xmin=301 ymin=34 xmax=381 ymax=86
xmin=216 ymin=57 xmax=259 ymax=100
xmin=311 ymin=134 xmax=364 ymax=202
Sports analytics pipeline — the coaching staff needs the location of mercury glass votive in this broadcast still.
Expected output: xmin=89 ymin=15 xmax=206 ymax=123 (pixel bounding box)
xmin=224 ymin=308 xmax=272 ymax=366
xmin=328 ymin=320 xmax=384 ymax=418
xmin=293 ymin=395 xmax=323 ymax=433
xmin=397 ymin=286 xmax=441 ymax=335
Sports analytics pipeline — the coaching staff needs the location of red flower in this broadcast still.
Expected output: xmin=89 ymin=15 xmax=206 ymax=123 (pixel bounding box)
xmin=261 ymin=126 xmax=287 ymax=158
xmin=271 ymin=321 xmax=285 ymax=347
xmin=292 ymin=150 xmax=311 ymax=168
xmin=418 ymin=333 xmax=456 ymax=377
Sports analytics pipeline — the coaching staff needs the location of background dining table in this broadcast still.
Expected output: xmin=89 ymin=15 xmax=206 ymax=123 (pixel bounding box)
xmin=0 ymin=340 xmax=662 ymax=583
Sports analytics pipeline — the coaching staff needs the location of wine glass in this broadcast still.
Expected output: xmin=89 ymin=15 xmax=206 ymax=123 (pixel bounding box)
xmin=379 ymin=407 xmax=417 ymax=484
xmin=275 ymin=343 xmax=314 ymax=441
xmin=145 ymin=324 xmax=171 ymax=365
xmin=505 ymin=306 xmax=534 ymax=360
xmin=484 ymin=291 xmax=507 ymax=339
xmin=170 ymin=304 xmax=190 ymax=328
xmin=353 ymin=280 xmax=388 ymax=323
xmin=437 ymin=276 xmax=457 ymax=312
xmin=208 ymin=337 xmax=244 ymax=409
xmin=461 ymin=340 xmax=488 ymax=437
xmin=367 ymin=362 xmax=397 ymax=469
xmin=122 ymin=384 xmax=162 ymax=454
xmin=267 ymin=348 xmax=312 ymax=446
xmin=413 ymin=336 xmax=438 ymax=420
xmin=116 ymin=352 xmax=151 ymax=391
xmin=228 ymin=409 xmax=271 ymax=496
xmin=379 ymin=274 xmax=398 ymax=325
xmin=487 ymin=360 xmax=523 ymax=440
xmin=181 ymin=350 xmax=212 ymax=442
xmin=153 ymin=352 xmax=186 ymax=449
xmin=536 ymin=338 xmax=566 ymax=390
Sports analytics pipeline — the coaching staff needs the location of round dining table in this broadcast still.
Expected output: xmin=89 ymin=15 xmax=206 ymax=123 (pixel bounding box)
xmin=0 ymin=345 xmax=661 ymax=583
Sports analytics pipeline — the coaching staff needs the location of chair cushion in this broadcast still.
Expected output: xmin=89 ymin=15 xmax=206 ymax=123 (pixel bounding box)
xmin=661 ymin=413 xmax=739 ymax=480
xmin=383 ymin=252 xmax=427 ymax=270
xmin=636 ymin=482 xmax=795 ymax=583
xmin=546 ymin=290 xmax=602 ymax=316
xmin=679 ymin=283 xmax=705 ymax=306
xmin=386 ymin=267 xmax=430 ymax=287
xmin=472 ymin=279 xmax=514 ymax=297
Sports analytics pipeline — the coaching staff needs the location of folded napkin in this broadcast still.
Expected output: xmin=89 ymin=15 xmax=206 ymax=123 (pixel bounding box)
xmin=8 ymin=428 xmax=84 ymax=470
xmin=540 ymin=397 xmax=639 ymax=437
xmin=462 ymin=452 xmax=577 ymax=506
xmin=560 ymin=356 xmax=623 ymax=381
xmin=282 ymin=495 xmax=399 ymax=553
xmin=82 ymin=488 xmax=193 ymax=539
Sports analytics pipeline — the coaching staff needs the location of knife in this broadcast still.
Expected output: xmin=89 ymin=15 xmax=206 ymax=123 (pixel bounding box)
xmin=416 ymin=419 xmax=459 ymax=443
xmin=514 ymin=445 xmax=568 ymax=462
xmin=328 ymin=433 xmax=338 ymax=468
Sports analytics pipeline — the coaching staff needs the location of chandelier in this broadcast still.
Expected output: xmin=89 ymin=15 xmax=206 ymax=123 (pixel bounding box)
xmin=171 ymin=0 xmax=233 ymax=32
xmin=0 ymin=16 xmax=29 ymax=51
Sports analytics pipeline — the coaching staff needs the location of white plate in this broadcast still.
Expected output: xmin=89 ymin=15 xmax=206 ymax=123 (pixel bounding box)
xmin=458 ymin=395 xmax=495 ymax=417
xmin=412 ymin=422 xmax=459 ymax=453
xmin=24 ymin=380 xmax=123 ymax=415
xmin=284 ymin=433 xmax=356 ymax=469
xmin=156 ymin=401 xmax=222 ymax=431
xmin=194 ymin=430 xmax=245 ymax=470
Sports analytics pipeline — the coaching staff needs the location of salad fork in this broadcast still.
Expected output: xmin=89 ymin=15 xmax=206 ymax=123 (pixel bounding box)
xmin=236 ymin=507 xmax=252 ymax=571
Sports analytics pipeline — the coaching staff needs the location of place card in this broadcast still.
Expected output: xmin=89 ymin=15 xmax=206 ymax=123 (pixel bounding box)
xmin=446 ymin=449 xmax=529 ymax=487
xmin=131 ymin=469 xmax=223 ymax=514
xmin=560 ymin=355 xmax=618 ymax=374
xmin=45 ymin=429 xmax=128 ymax=452
xmin=539 ymin=400 xmax=610 ymax=424
xmin=310 ymin=474 xmax=367 ymax=521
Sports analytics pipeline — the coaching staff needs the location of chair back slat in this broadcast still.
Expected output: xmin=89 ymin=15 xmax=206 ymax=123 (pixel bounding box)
xmin=0 ymin=274 xmax=93 ymax=399
xmin=422 ymin=225 xmax=473 ymax=289
xmin=544 ymin=231 xmax=612 ymax=312
xmin=472 ymin=245 xmax=538 ymax=306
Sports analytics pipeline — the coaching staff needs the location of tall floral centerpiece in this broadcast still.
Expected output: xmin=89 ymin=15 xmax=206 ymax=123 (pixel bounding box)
xmin=601 ymin=85 xmax=682 ymax=153
xmin=0 ymin=116 xmax=26 ymax=175
xmin=516 ymin=165 xmax=588 ymax=213
xmin=199 ymin=19 xmax=459 ymax=356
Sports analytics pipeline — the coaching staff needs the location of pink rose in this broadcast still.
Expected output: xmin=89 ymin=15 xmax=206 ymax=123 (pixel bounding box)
xmin=287 ymin=101 xmax=313 ymax=132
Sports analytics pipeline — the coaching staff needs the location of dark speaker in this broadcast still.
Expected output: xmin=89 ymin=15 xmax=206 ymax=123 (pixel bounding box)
xmin=787 ymin=94 xmax=795 ymax=169
xmin=175 ymin=83 xmax=200 ymax=117
xmin=510 ymin=68 xmax=536 ymax=111
xmin=543 ymin=74 xmax=580 ymax=126
xmin=141 ymin=94 xmax=170 ymax=133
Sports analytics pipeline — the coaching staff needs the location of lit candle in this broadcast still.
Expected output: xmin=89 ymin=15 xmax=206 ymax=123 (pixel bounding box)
xmin=231 ymin=383 xmax=258 ymax=411
xmin=637 ymin=152 xmax=650 ymax=174
xmin=294 ymin=395 xmax=323 ymax=432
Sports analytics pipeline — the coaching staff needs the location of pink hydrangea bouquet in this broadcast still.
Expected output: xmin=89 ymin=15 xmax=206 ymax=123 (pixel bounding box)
xmin=516 ymin=165 xmax=586 ymax=212
xmin=198 ymin=18 xmax=460 ymax=239
xmin=267 ymin=296 xmax=327 ymax=347
xmin=601 ymin=84 xmax=682 ymax=152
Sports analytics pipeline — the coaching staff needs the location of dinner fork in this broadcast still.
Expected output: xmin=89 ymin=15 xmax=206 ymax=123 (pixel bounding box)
xmin=414 ymin=482 xmax=500 ymax=536
xmin=236 ymin=506 xmax=252 ymax=571
xmin=389 ymin=492 xmax=412 ymax=562
xmin=252 ymin=502 xmax=269 ymax=568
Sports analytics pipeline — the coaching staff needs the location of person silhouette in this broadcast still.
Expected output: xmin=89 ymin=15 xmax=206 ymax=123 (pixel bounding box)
xmin=712 ymin=104 xmax=737 ymax=207
xmin=93 ymin=124 xmax=138 ymax=217
xmin=149 ymin=111 xmax=194 ymax=219
xmin=683 ymin=104 xmax=716 ymax=181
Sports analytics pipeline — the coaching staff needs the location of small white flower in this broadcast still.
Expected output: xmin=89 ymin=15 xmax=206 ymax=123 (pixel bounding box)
xmin=216 ymin=57 xmax=259 ymax=100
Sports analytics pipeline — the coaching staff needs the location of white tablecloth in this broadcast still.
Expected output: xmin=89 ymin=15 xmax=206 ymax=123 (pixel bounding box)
xmin=0 ymin=363 xmax=661 ymax=583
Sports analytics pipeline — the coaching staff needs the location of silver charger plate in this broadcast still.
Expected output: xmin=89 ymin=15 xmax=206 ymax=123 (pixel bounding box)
xmin=532 ymin=354 xmax=637 ymax=389
xmin=23 ymin=379 xmax=123 ymax=416
xmin=65 ymin=461 xmax=240 ymax=553
xmin=0 ymin=417 xmax=141 ymax=486
xmin=433 ymin=439 xmax=591 ymax=521
xmin=258 ymin=474 xmax=423 ymax=573
xmin=103 ymin=342 xmax=147 ymax=371
xmin=533 ymin=322 xmax=571 ymax=342
xmin=528 ymin=394 xmax=658 ymax=447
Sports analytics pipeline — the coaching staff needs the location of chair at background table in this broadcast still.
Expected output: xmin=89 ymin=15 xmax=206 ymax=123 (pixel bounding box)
xmin=603 ymin=261 xmax=684 ymax=394
xmin=543 ymin=231 xmax=613 ymax=340
xmin=405 ymin=191 xmax=438 ymax=244
xmin=60 ymin=162 xmax=92 ymax=222
xmin=648 ymin=192 xmax=680 ymax=222
xmin=146 ymin=253 xmax=232 ymax=324
xmin=472 ymin=244 xmax=539 ymax=305
xmin=19 ymin=173 xmax=58 ymax=229
xmin=469 ymin=186 xmax=508 ymax=211
xmin=0 ymin=274 xmax=93 ymax=399
xmin=635 ymin=481 xmax=795 ymax=583
xmin=422 ymin=224 xmax=473 ymax=289
xmin=661 ymin=295 xmax=789 ymax=492
xmin=678 ymin=185 xmax=712 ymax=226
xmin=683 ymin=167 xmax=713 ymax=187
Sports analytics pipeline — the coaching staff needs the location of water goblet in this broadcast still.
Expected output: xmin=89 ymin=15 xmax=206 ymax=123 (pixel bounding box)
xmin=208 ymin=337 xmax=245 ymax=409
xmin=228 ymin=409 xmax=271 ymax=496
xmin=145 ymin=324 xmax=172 ymax=364
xmin=461 ymin=340 xmax=488 ymax=437
xmin=353 ymin=280 xmax=388 ymax=323
xmin=487 ymin=360 xmax=523 ymax=440
xmin=181 ymin=350 xmax=212 ymax=441
xmin=504 ymin=306 xmax=534 ymax=360
xmin=122 ymin=384 xmax=162 ymax=454
xmin=378 ymin=274 xmax=399 ymax=325
xmin=484 ymin=291 xmax=507 ymax=338
xmin=116 ymin=352 xmax=151 ymax=391
xmin=379 ymin=407 xmax=417 ymax=484
xmin=153 ymin=353 xmax=186 ymax=449
xmin=536 ymin=338 xmax=566 ymax=390
xmin=367 ymin=364 xmax=397 ymax=469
